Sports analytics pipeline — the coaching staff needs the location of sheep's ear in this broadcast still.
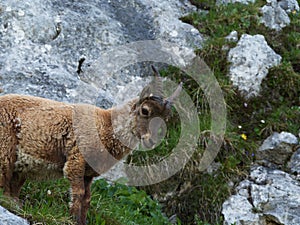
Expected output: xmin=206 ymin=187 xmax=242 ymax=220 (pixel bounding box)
xmin=164 ymin=82 xmax=182 ymax=109
xmin=151 ymin=65 xmax=160 ymax=77
xmin=151 ymin=66 xmax=163 ymax=97
xmin=139 ymin=86 xmax=152 ymax=100
xmin=139 ymin=65 xmax=164 ymax=100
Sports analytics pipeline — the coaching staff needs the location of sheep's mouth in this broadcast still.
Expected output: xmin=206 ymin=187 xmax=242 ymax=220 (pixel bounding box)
xmin=141 ymin=138 xmax=156 ymax=149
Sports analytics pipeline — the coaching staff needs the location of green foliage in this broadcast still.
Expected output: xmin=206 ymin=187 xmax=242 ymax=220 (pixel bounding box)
xmin=0 ymin=179 xmax=170 ymax=225
xmin=89 ymin=179 xmax=170 ymax=225
xmin=1 ymin=179 xmax=73 ymax=224
xmin=182 ymin=2 xmax=263 ymax=37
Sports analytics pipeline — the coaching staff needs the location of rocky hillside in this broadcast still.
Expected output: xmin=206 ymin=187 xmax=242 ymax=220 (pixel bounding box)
xmin=0 ymin=0 xmax=299 ymax=224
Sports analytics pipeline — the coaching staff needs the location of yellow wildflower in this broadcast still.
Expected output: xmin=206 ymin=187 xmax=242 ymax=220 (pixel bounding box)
xmin=241 ymin=133 xmax=247 ymax=140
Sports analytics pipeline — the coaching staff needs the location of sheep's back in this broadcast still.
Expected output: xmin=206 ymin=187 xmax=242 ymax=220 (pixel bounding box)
xmin=0 ymin=94 xmax=75 ymax=180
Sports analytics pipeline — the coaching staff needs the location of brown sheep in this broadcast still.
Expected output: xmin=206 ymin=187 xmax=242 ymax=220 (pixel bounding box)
xmin=0 ymin=67 xmax=182 ymax=225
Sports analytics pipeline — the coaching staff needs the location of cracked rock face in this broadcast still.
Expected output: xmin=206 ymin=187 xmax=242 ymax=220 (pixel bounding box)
xmin=227 ymin=34 xmax=281 ymax=98
xmin=288 ymin=148 xmax=300 ymax=176
xmin=223 ymin=132 xmax=300 ymax=225
xmin=256 ymin=132 xmax=299 ymax=169
xmin=223 ymin=166 xmax=300 ymax=225
xmin=0 ymin=0 xmax=203 ymax=108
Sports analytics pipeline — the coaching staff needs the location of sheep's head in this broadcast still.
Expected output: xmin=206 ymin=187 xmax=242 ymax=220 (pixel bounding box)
xmin=131 ymin=66 xmax=182 ymax=149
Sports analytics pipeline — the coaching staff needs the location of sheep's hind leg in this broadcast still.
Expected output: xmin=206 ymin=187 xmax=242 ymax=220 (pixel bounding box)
xmin=9 ymin=172 xmax=26 ymax=198
xmin=0 ymin=121 xmax=18 ymax=196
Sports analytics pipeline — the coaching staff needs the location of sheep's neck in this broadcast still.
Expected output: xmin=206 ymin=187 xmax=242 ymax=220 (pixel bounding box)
xmin=96 ymin=99 xmax=139 ymax=161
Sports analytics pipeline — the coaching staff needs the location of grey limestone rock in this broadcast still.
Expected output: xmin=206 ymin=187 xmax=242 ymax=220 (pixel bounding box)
xmin=0 ymin=206 xmax=29 ymax=225
xmin=222 ymin=166 xmax=300 ymax=225
xmin=0 ymin=0 xmax=203 ymax=108
xmin=288 ymin=147 xmax=300 ymax=175
xmin=260 ymin=0 xmax=299 ymax=31
xmin=222 ymin=195 xmax=264 ymax=225
xmin=225 ymin=31 xmax=238 ymax=43
xmin=256 ymin=132 xmax=299 ymax=168
xmin=223 ymin=132 xmax=300 ymax=225
xmin=278 ymin=0 xmax=300 ymax=12
xmin=259 ymin=132 xmax=299 ymax=150
xmin=227 ymin=34 xmax=281 ymax=98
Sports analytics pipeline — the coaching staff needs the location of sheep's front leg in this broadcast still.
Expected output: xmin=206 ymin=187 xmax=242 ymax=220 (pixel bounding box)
xmin=81 ymin=176 xmax=93 ymax=224
xmin=64 ymin=152 xmax=86 ymax=225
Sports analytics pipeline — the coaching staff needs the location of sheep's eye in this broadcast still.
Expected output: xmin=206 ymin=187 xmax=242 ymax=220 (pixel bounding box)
xmin=141 ymin=107 xmax=150 ymax=116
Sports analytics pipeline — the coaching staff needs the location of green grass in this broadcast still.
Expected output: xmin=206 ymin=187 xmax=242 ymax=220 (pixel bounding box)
xmin=0 ymin=179 xmax=73 ymax=224
xmin=0 ymin=178 xmax=171 ymax=225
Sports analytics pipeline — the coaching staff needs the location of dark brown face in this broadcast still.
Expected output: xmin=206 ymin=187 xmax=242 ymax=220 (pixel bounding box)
xmin=132 ymin=98 xmax=171 ymax=149
xmin=131 ymin=65 xmax=182 ymax=149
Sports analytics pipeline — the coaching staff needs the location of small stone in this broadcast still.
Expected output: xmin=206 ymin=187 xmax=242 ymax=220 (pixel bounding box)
xmin=206 ymin=162 xmax=221 ymax=174
xmin=225 ymin=31 xmax=238 ymax=42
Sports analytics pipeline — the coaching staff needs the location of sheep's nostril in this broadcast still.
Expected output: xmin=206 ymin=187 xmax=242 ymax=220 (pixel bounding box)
xmin=149 ymin=117 xmax=167 ymax=140
xmin=148 ymin=138 xmax=155 ymax=147
xmin=141 ymin=134 xmax=156 ymax=149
